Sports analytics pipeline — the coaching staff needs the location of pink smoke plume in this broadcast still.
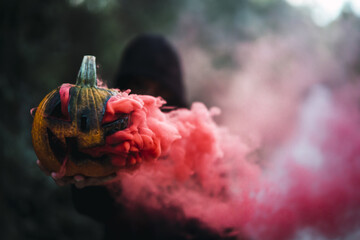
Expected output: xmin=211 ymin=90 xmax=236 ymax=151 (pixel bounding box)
xmin=87 ymin=80 xmax=360 ymax=239
xmin=81 ymin=20 xmax=360 ymax=239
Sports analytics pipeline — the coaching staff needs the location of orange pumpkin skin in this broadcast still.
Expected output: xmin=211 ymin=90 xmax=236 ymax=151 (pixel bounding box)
xmin=32 ymin=56 xmax=125 ymax=177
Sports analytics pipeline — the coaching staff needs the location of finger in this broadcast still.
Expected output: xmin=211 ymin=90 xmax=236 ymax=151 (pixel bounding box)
xmin=74 ymin=175 xmax=85 ymax=182
xmin=51 ymin=172 xmax=71 ymax=181
xmin=51 ymin=172 xmax=61 ymax=180
xmin=73 ymin=176 xmax=86 ymax=188
xmin=74 ymin=178 xmax=94 ymax=189
xmin=74 ymin=173 xmax=117 ymax=189
xmin=54 ymin=176 xmax=77 ymax=186
xmin=37 ymin=160 xmax=51 ymax=176
xmin=99 ymin=173 xmax=117 ymax=183
xmin=75 ymin=178 xmax=101 ymax=189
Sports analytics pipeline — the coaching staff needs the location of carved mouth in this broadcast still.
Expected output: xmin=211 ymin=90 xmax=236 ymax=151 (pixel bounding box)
xmin=47 ymin=128 xmax=110 ymax=164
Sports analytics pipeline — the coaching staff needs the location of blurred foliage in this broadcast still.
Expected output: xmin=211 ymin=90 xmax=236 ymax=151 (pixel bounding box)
xmin=0 ymin=0 xmax=183 ymax=239
xmin=0 ymin=0 xmax=359 ymax=239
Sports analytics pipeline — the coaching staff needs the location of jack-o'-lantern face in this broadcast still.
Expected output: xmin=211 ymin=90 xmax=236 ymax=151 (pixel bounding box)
xmin=32 ymin=56 xmax=129 ymax=177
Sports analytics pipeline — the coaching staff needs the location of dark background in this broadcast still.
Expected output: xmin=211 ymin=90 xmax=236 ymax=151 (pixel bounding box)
xmin=1 ymin=0 xmax=359 ymax=239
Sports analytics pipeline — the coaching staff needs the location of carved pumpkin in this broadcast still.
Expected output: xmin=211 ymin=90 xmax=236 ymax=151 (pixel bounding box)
xmin=32 ymin=56 xmax=129 ymax=177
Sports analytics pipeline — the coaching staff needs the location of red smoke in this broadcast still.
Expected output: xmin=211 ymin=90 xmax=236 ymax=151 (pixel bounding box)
xmin=55 ymin=38 xmax=360 ymax=238
xmin=76 ymin=82 xmax=360 ymax=239
xmin=241 ymin=86 xmax=360 ymax=239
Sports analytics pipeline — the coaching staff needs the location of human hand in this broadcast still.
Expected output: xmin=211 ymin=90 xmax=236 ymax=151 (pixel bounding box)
xmin=36 ymin=159 xmax=117 ymax=189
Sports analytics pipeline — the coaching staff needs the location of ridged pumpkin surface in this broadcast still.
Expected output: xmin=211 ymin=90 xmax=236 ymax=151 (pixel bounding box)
xmin=32 ymin=85 xmax=120 ymax=176
xmin=31 ymin=56 xmax=123 ymax=177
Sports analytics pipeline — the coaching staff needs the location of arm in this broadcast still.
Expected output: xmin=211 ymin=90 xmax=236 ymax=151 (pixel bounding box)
xmin=71 ymin=185 xmax=116 ymax=222
xmin=37 ymin=159 xmax=118 ymax=222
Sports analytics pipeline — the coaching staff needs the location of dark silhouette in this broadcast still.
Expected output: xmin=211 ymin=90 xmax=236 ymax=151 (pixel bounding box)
xmin=115 ymin=34 xmax=187 ymax=109
xmin=72 ymin=34 xmax=232 ymax=240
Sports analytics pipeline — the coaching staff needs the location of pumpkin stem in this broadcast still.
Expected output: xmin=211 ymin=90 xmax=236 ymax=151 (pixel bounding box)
xmin=76 ymin=55 xmax=97 ymax=87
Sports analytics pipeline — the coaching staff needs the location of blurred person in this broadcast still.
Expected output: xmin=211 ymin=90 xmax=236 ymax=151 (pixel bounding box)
xmin=38 ymin=34 xmax=230 ymax=240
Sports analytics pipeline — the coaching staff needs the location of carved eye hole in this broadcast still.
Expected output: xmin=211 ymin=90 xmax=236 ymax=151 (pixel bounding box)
xmin=102 ymin=113 xmax=130 ymax=136
xmin=45 ymin=92 xmax=69 ymax=121
xmin=80 ymin=115 xmax=89 ymax=132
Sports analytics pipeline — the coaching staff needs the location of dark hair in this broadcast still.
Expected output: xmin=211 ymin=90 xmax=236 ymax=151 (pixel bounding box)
xmin=114 ymin=34 xmax=187 ymax=108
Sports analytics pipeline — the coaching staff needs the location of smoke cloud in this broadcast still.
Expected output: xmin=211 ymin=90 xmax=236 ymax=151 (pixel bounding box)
xmin=95 ymin=9 xmax=360 ymax=240
xmin=97 ymin=84 xmax=360 ymax=239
